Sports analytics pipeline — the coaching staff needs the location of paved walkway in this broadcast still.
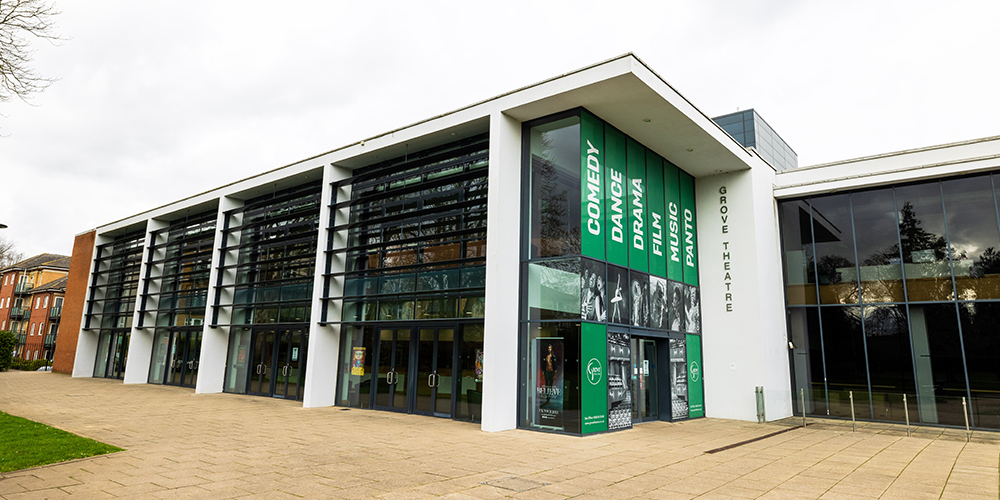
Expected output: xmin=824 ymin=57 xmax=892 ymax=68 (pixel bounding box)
xmin=1 ymin=371 xmax=997 ymax=499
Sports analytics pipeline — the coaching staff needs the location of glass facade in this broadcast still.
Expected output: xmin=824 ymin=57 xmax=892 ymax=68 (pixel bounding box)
xmin=328 ymin=135 xmax=488 ymax=422
xmin=87 ymin=229 xmax=145 ymax=379
xmin=218 ymin=181 xmax=321 ymax=400
xmin=713 ymin=109 xmax=798 ymax=171
xmin=142 ymin=210 xmax=215 ymax=387
xmin=520 ymin=109 xmax=703 ymax=435
xmin=781 ymin=172 xmax=1000 ymax=429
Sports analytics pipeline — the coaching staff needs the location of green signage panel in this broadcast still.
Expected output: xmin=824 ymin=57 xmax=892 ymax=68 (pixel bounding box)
xmin=580 ymin=111 xmax=605 ymax=260
xmin=686 ymin=334 xmax=704 ymax=418
xmin=626 ymin=138 xmax=648 ymax=272
xmin=680 ymin=171 xmax=698 ymax=286
xmin=581 ymin=322 xmax=608 ymax=434
xmin=604 ymin=127 xmax=629 ymax=267
xmin=646 ymin=152 xmax=666 ymax=278
xmin=664 ymin=161 xmax=683 ymax=281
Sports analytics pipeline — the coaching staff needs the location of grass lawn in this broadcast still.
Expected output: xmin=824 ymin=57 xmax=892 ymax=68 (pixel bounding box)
xmin=0 ymin=411 xmax=123 ymax=473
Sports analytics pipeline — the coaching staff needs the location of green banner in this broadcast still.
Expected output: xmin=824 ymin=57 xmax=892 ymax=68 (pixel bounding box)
xmin=581 ymin=322 xmax=608 ymax=434
xmin=680 ymin=172 xmax=698 ymax=286
xmin=580 ymin=111 xmax=605 ymax=259
xmin=646 ymin=152 xmax=666 ymax=278
xmin=686 ymin=334 xmax=704 ymax=418
xmin=604 ymin=127 xmax=628 ymax=267
xmin=664 ymin=161 xmax=682 ymax=281
xmin=626 ymin=138 xmax=648 ymax=272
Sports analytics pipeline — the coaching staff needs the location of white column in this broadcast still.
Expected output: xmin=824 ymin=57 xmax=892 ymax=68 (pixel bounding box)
xmin=481 ymin=110 xmax=522 ymax=432
xmin=196 ymin=196 xmax=243 ymax=394
xmin=695 ymin=164 xmax=792 ymax=421
xmin=303 ymin=165 xmax=351 ymax=408
xmin=123 ymin=218 xmax=167 ymax=384
xmin=72 ymin=233 xmax=111 ymax=377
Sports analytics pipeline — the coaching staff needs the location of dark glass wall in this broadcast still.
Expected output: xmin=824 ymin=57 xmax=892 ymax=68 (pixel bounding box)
xmin=781 ymin=171 xmax=1000 ymax=429
xmin=87 ymin=229 xmax=145 ymax=379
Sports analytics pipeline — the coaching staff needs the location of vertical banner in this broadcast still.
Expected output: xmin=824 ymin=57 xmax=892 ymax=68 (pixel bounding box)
xmin=686 ymin=334 xmax=704 ymax=418
xmin=604 ymin=127 xmax=629 ymax=267
xmin=646 ymin=152 xmax=667 ymax=278
xmin=607 ymin=331 xmax=632 ymax=430
xmin=535 ymin=337 xmax=565 ymax=430
xmin=664 ymin=161 xmax=683 ymax=282
xmin=581 ymin=323 xmax=608 ymax=434
xmin=679 ymin=171 xmax=698 ymax=286
xmin=669 ymin=337 xmax=689 ymax=419
xmin=580 ymin=111 xmax=605 ymax=259
xmin=626 ymin=138 xmax=648 ymax=272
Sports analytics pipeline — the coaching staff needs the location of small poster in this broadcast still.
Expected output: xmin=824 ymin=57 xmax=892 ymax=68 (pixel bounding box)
xmin=475 ymin=349 xmax=484 ymax=382
xmin=237 ymin=347 xmax=246 ymax=364
xmin=535 ymin=338 xmax=564 ymax=430
xmin=292 ymin=347 xmax=299 ymax=362
xmin=351 ymin=347 xmax=365 ymax=376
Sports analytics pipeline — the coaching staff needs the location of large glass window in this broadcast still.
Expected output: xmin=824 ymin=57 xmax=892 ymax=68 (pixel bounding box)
xmin=525 ymin=322 xmax=580 ymax=433
xmin=852 ymin=189 xmax=905 ymax=303
xmin=811 ymin=194 xmax=859 ymax=304
xmin=863 ymin=304 xmax=917 ymax=422
xmin=958 ymin=302 xmax=1000 ymax=429
xmin=789 ymin=307 xmax=826 ymax=416
xmin=780 ymin=201 xmax=816 ymax=305
xmin=821 ymin=306 xmax=871 ymax=420
xmin=528 ymin=117 xmax=581 ymax=258
xmin=942 ymin=175 xmax=1000 ymax=301
xmin=895 ymin=183 xmax=953 ymax=302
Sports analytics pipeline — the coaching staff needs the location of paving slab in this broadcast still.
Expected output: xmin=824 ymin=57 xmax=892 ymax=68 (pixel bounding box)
xmin=2 ymin=371 xmax=1000 ymax=499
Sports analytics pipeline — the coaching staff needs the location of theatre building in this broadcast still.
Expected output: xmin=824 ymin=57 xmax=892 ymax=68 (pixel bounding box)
xmin=54 ymin=54 xmax=1000 ymax=433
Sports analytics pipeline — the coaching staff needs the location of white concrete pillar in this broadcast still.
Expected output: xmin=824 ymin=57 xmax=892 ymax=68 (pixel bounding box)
xmin=303 ymin=165 xmax=352 ymax=408
xmin=695 ymin=163 xmax=792 ymax=422
xmin=481 ymin=110 xmax=522 ymax=432
xmin=123 ymin=218 xmax=167 ymax=384
xmin=196 ymin=196 xmax=243 ymax=394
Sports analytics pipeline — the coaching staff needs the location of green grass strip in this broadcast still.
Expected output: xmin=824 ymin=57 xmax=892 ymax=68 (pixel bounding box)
xmin=0 ymin=411 xmax=123 ymax=473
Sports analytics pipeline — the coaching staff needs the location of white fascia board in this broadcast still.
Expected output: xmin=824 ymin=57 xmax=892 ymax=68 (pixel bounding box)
xmin=775 ymin=136 xmax=1000 ymax=198
xmin=91 ymin=54 xmax=760 ymax=234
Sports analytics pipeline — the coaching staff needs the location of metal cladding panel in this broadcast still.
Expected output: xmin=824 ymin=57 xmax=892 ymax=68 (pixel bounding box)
xmin=626 ymin=138 xmax=648 ymax=273
xmin=680 ymin=172 xmax=698 ymax=286
xmin=646 ymin=153 xmax=667 ymax=278
xmin=664 ymin=161 xmax=683 ymax=282
xmin=580 ymin=111 xmax=605 ymax=260
xmin=604 ymin=127 xmax=629 ymax=267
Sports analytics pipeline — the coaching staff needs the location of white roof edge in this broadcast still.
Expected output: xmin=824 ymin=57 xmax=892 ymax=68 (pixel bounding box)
xmin=788 ymin=134 xmax=1000 ymax=173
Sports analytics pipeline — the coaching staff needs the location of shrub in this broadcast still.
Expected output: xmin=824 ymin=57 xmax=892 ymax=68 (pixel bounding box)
xmin=0 ymin=331 xmax=16 ymax=372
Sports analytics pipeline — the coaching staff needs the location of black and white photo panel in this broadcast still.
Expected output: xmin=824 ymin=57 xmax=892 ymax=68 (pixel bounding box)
xmin=667 ymin=280 xmax=684 ymax=331
xmin=607 ymin=331 xmax=632 ymax=431
xmin=684 ymin=285 xmax=701 ymax=334
xmin=649 ymin=275 xmax=668 ymax=330
xmin=580 ymin=259 xmax=607 ymax=322
xmin=630 ymin=271 xmax=649 ymax=328
xmin=608 ymin=265 xmax=630 ymax=325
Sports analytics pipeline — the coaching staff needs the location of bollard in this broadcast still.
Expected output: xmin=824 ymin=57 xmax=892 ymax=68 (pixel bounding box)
xmin=849 ymin=391 xmax=856 ymax=432
xmin=755 ymin=386 xmax=766 ymax=423
xmin=800 ymin=388 xmax=806 ymax=428
xmin=903 ymin=394 xmax=910 ymax=437
xmin=962 ymin=397 xmax=971 ymax=443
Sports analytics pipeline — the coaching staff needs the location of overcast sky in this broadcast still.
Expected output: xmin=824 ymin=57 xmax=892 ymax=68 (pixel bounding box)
xmin=3 ymin=0 xmax=999 ymax=258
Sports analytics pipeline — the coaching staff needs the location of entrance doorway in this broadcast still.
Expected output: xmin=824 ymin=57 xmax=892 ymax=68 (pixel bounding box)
xmin=340 ymin=324 xmax=483 ymax=421
xmin=94 ymin=331 xmax=129 ymax=379
xmin=247 ymin=327 xmax=306 ymax=400
xmin=631 ymin=338 xmax=659 ymax=423
xmin=149 ymin=330 xmax=202 ymax=387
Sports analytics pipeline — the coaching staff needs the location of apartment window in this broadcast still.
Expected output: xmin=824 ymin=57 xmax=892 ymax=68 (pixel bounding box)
xmin=55 ymin=297 xmax=63 ymax=308
xmin=30 ymin=323 xmax=35 ymax=335
xmin=49 ymin=323 xmax=58 ymax=335
xmin=35 ymin=299 xmax=41 ymax=309
xmin=44 ymin=296 xmax=49 ymax=308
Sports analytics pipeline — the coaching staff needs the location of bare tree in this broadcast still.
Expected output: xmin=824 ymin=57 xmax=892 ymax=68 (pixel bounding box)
xmin=0 ymin=0 xmax=61 ymax=103
xmin=0 ymin=235 xmax=24 ymax=268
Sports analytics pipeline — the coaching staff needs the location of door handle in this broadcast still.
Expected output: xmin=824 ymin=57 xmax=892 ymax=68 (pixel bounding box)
xmin=428 ymin=373 xmax=434 ymax=387
xmin=282 ymin=365 xmax=289 ymax=377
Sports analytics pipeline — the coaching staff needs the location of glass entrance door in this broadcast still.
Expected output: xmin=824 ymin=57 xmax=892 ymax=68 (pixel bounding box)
xmin=248 ymin=329 xmax=276 ymax=397
xmin=160 ymin=330 xmax=202 ymax=388
xmin=247 ymin=328 xmax=307 ymax=400
xmin=415 ymin=328 xmax=454 ymax=417
xmin=375 ymin=329 xmax=411 ymax=411
xmin=631 ymin=338 xmax=659 ymax=423
xmin=95 ymin=331 xmax=129 ymax=380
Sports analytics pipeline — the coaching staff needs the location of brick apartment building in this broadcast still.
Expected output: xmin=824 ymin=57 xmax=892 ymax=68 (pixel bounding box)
xmin=0 ymin=254 xmax=71 ymax=360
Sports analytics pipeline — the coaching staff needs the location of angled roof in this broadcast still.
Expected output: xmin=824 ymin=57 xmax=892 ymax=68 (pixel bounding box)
xmin=0 ymin=254 xmax=71 ymax=273
xmin=30 ymin=276 xmax=68 ymax=293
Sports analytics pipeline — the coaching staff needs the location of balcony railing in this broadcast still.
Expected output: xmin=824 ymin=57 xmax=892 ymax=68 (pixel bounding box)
xmin=44 ymin=334 xmax=56 ymax=347
xmin=49 ymin=307 xmax=62 ymax=320
xmin=13 ymin=283 xmax=33 ymax=294
xmin=9 ymin=307 xmax=26 ymax=319
xmin=16 ymin=334 xmax=26 ymax=346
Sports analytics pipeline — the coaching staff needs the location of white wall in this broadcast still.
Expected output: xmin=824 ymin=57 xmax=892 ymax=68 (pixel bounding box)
xmin=481 ymin=110 xmax=522 ymax=432
xmin=695 ymin=161 xmax=791 ymax=422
